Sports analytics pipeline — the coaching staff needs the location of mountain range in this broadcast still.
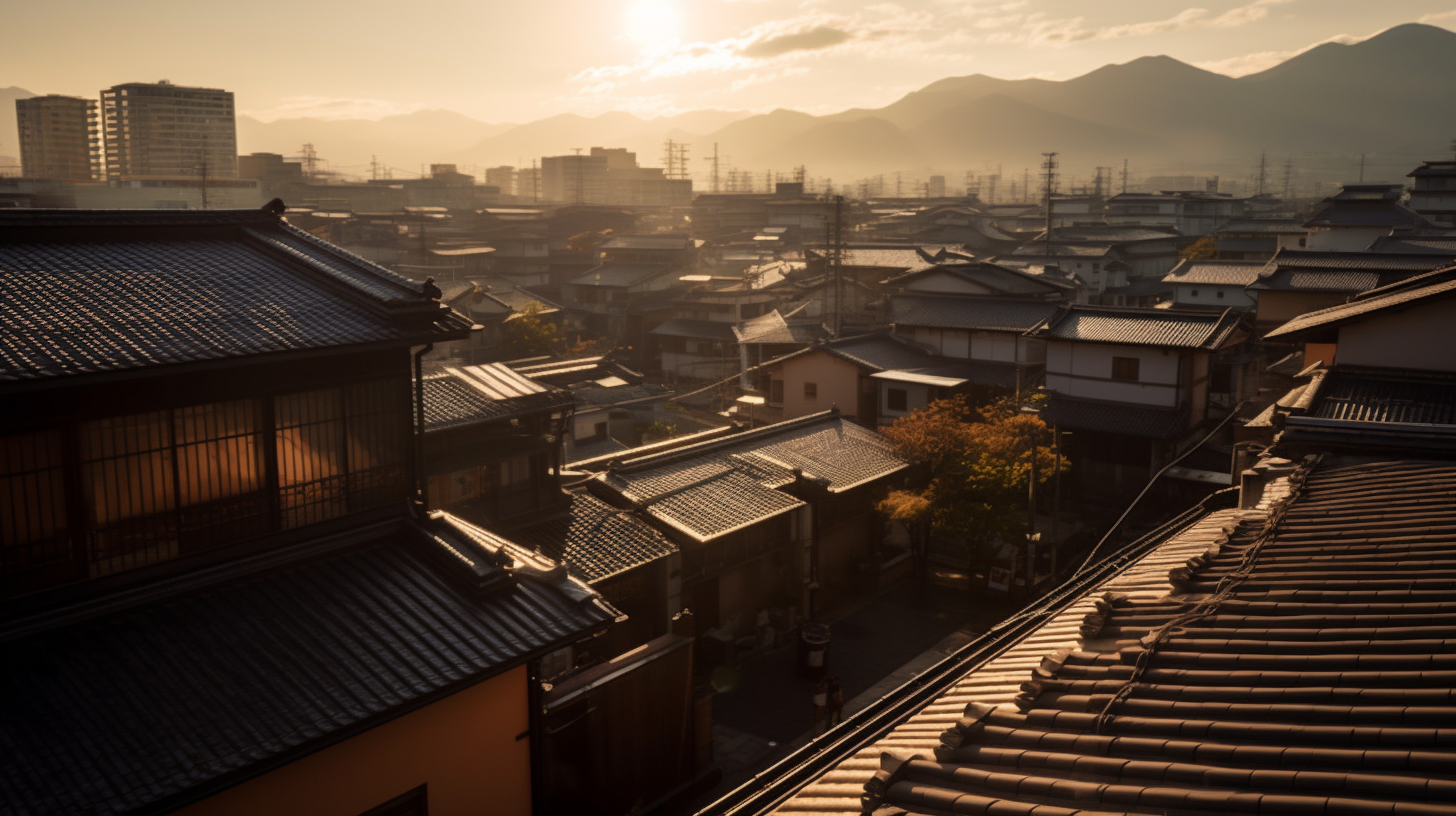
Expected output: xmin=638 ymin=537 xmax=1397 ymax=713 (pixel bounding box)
xmin=6 ymin=24 xmax=1456 ymax=186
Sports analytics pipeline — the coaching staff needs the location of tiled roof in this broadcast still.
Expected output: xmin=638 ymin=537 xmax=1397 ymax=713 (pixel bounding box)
xmin=1162 ymin=259 xmax=1265 ymax=287
xmin=1265 ymin=268 xmax=1456 ymax=338
xmin=1307 ymin=367 xmax=1456 ymax=425
xmin=1368 ymin=236 xmax=1456 ymax=255
xmin=649 ymin=318 xmax=738 ymax=341
xmin=600 ymin=235 xmax=691 ymax=251
xmin=0 ymin=209 xmax=471 ymax=383
xmin=886 ymin=261 xmax=1076 ymax=295
xmin=1041 ymin=393 xmax=1189 ymax=439
xmin=1011 ymin=243 xmax=1115 ymax=258
xmin=734 ymin=309 xmax=822 ymax=345
xmin=603 ymin=465 xmax=804 ymax=542
xmin=837 ymin=248 xmax=928 ymax=269
xmin=597 ymin=414 xmax=906 ymax=542
xmin=568 ymin=263 xmax=673 ymax=287
xmin=856 ymin=457 xmax=1456 ymax=816
xmin=1216 ymin=218 xmax=1307 ymax=235
xmin=822 ymin=333 xmax=940 ymax=372
xmin=1304 ymin=199 xmax=1431 ymax=228
xmin=764 ymin=477 xmax=1282 ymax=816
xmin=1249 ymin=250 xmax=1456 ymax=292
xmin=891 ymin=295 xmax=1058 ymax=332
xmin=1031 ymin=305 xmax=1244 ymax=351
xmin=421 ymin=363 xmax=572 ymax=430
xmin=508 ymin=491 xmax=677 ymax=583
xmin=0 ymin=516 xmax=618 ymax=816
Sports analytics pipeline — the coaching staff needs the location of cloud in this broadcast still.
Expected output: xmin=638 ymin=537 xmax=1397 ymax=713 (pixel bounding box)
xmin=1195 ymin=30 xmax=1362 ymax=76
xmin=1419 ymin=9 xmax=1456 ymax=26
xmin=1210 ymin=0 xmax=1294 ymax=28
xmin=987 ymin=0 xmax=1294 ymax=47
xmin=740 ymin=25 xmax=853 ymax=58
xmin=242 ymin=96 xmax=420 ymax=122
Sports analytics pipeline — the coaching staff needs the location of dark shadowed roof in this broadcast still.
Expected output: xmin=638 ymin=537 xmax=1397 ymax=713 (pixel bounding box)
xmin=1030 ymin=305 xmax=1244 ymax=351
xmin=0 ymin=206 xmax=472 ymax=383
xmin=891 ymin=295 xmax=1059 ymax=332
xmin=857 ymin=457 xmax=1456 ymax=816
xmin=508 ymin=490 xmax=677 ymax=584
xmin=421 ymin=363 xmax=572 ymax=430
xmin=1308 ymin=367 xmax=1456 ymax=425
xmin=885 ymin=261 xmax=1077 ymax=295
xmin=649 ymin=318 xmax=738 ymax=341
xmin=1041 ymin=393 xmax=1189 ymax=439
xmin=0 ymin=515 xmax=618 ymax=816
xmin=568 ymin=262 xmax=673 ymax=287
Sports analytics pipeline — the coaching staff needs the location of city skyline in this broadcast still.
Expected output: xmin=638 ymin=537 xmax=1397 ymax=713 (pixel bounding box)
xmin=3 ymin=1 xmax=1454 ymax=124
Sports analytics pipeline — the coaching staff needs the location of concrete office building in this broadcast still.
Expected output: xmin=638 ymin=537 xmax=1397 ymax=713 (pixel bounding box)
xmin=16 ymin=95 xmax=99 ymax=181
xmin=100 ymin=81 xmax=237 ymax=179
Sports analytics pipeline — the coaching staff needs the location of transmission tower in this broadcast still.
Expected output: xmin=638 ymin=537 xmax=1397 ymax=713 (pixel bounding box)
xmin=708 ymin=143 xmax=721 ymax=193
xmin=1255 ymin=151 xmax=1268 ymax=196
xmin=661 ymin=139 xmax=690 ymax=180
xmin=299 ymin=143 xmax=319 ymax=181
xmin=1281 ymin=158 xmax=1294 ymax=204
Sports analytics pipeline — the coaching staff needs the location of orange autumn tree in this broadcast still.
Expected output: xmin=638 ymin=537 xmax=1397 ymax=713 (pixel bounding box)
xmin=878 ymin=395 xmax=1065 ymax=567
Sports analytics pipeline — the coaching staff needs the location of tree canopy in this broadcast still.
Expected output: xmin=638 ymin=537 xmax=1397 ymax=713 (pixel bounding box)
xmin=878 ymin=395 xmax=1065 ymax=555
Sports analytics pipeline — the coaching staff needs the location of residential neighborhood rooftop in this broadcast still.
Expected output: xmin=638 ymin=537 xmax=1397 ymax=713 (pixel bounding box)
xmin=1028 ymin=305 xmax=1244 ymax=351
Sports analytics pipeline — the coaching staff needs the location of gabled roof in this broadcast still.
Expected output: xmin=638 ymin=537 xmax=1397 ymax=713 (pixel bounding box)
xmin=508 ymin=490 xmax=677 ymax=584
xmin=422 ymin=363 xmax=572 ymax=431
xmin=770 ymin=332 xmax=939 ymax=374
xmin=885 ymin=260 xmax=1076 ymax=295
xmin=0 ymin=204 xmax=472 ymax=383
xmin=599 ymin=234 xmax=692 ymax=251
xmin=596 ymin=414 xmax=906 ymax=542
xmin=734 ymin=307 xmax=823 ymax=345
xmin=1307 ymin=366 xmax=1456 ymax=425
xmin=890 ymin=294 xmax=1059 ymax=332
xmin=0 ymin=515 xmax=618 ymax=816
xmin=1216 ymin=217 xmax=1307 ymax=235
xmin=1248 ymin=249 xmax=1456 ymax=295
xmin=1163 ymin=259 xmax=1265 ymax=287
xmin=649 ymin=318 xmax=737 ymax=342
xmin=568 ymin=262 xmax=673 ymax=287
xmin=1265 ymin=264 xmax=1456 ymax=338
xmin=1029 ymin=305 xmax=1244 ymax=351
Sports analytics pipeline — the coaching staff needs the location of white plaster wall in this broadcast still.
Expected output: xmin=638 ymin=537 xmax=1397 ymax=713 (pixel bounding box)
xmin=1045 ymin=341 xmax=1181 ymax=407
xmin=970 ymin=331 xmax=1019 ymax=362
xmin=1172 ymin=283 xmax=1256 ymax=310
xmin=879 ymin=382 xmax=931 ymax=423
xmin=1337 ymin=298 xmax=1456 ymax=372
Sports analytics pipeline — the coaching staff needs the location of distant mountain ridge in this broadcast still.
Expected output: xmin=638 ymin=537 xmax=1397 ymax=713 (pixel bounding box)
xmin=7 ymin=24 xmax=1455 ymax=184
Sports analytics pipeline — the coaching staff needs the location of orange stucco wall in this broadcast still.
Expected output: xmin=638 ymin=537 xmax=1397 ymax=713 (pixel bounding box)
xmin=176 ymin=665 xmax=531 ymax=816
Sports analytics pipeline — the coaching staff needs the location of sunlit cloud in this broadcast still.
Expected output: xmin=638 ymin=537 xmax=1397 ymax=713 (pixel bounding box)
xmin=242 ymin=96 xmax=421 ymax=122
xmin=1195 ymin=30 xmax=1363 ymax=76
xmin=986 ymin=0 xmax=1296 ymax=47
xmin=1418 ymin=9 xmax=1456 ymax=26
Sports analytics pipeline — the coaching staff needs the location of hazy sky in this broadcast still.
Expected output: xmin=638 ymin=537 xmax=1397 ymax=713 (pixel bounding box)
xmin=5 ymin=0 xmax=1455 ymax=123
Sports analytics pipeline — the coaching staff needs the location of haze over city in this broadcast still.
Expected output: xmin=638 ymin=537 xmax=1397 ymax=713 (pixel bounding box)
xmin=7 ymin=3 xmax=1456 ymax=816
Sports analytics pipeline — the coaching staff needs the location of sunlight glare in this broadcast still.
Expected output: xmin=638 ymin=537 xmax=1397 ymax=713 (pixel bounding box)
xmin=626 ymin=0 xmax=684 ymax=45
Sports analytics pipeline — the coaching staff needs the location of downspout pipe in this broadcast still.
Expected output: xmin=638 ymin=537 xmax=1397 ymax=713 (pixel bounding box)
xmin=413 ymin=343 xmax=434 ymax=515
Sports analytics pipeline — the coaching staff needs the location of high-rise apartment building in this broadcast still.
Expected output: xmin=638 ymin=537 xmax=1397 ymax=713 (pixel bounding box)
xmin=100 ymin=81 xmax=237 ymax=179
xmin=16 ymin=95 xmax=99 ymax=180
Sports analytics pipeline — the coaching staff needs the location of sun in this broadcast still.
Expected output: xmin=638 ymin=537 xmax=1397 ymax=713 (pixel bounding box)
xmin=625 ymin=0 xmax=684 ymax=45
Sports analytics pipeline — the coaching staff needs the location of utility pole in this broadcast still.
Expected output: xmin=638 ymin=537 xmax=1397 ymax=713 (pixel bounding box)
xmin=1121 ymin=158 xmax=1129 ymax=195
xmin=824 ymin=195 xmax=846 ymax=338
xmin=1281 ymin=158 xmax=1294 ymax=205
xmin=895 ymin=172 xmax=903 ymax=198
xmin=197 ymin=150 xmax=210 ymax=210
xmin=1358 ymin=153 xmax=1367 ymax=183
xmin=370 ymin=154 xmax=381 ymax=181
xmin=531 ymin=158 xmax=539 ymax=203
xmin=1041 ymin=152 xmax=1059 ymax=258
xmin=1255 ymin=151 xmax=1268 ymax=196
xmin=571 ymin=147 xmax=584 ymax=204
xmin=709 ymin=142 xmax=720 ymax=193
xmin=1023 ymin=168 xmax=1031 ymax=202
